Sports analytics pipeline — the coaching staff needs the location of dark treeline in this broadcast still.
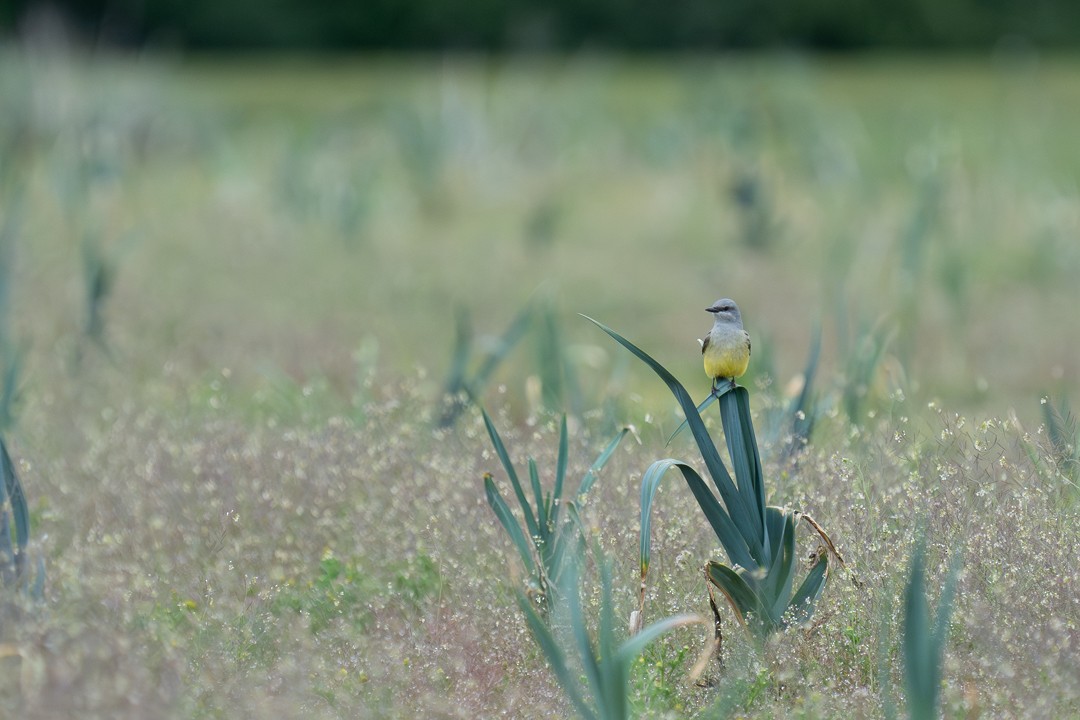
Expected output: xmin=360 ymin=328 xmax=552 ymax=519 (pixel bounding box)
xmin=5 ymin=0 xmax=1080 ymax=50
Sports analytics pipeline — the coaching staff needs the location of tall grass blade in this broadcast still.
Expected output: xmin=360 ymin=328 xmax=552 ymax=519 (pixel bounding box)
xmin=484 ymin=474 xmax=536 ymax=576
xmin=564 ymin=558 xmax=605 ymax=717
xmin=577 ymin=427 xmax=628 ymax=499
xmin=550 ymin=415 xmax=569 ymax=528
xmin=930 ymin=552 xmax=962 ymax=682
xmin=598 ymin=560 xmax=622 ymax=717
xmin=665 ymin=392 xmax=718 ymax=446
xmin=790 ymin=323 xmax=822 ymax=450
xmin=528 ymin=458 xmax=547 ymax=541
xmin=903 ymin=538 xmax=933 ymax=720
xmin=440 ymin=307 xmax=472 ymax=402
xmin=482 ymin=409 xmax=540 ymax=540
xmin=1 ymin=439 xmax=28 ymax=559
xmin=472 ymin=303 xmax=533 ymax=391
xmin=517 ymin=590 xmax=598 ymax=720
xmin=439 ymin=304 xmax=532 ymax=427
xmin=0 ymin=343 xmax=21 ymax=434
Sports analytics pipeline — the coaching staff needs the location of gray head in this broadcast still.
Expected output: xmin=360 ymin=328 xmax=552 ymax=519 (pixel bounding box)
xmin=706 ymin=298 xmax=743 ymax=326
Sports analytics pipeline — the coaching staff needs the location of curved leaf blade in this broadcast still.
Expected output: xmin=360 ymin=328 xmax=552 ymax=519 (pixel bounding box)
xmin=482 ymin=408 xmax=540 ymax=539
xmin=786 ymin=554 xmax=829 ymax=628
xmin=484 ymin=474 xmax=536 ymax=576
xmin=550 ymin=415 xmax=570 ymax=528
xmin=617 ymin=613 xmax=704 ymax=664
xmin=577 ymin=427 xmax=628 ymax=499
xmin=517 ymin=591 xmax=598 ymax=720
xmin=640 ymin=459 xmax=753 ymax=580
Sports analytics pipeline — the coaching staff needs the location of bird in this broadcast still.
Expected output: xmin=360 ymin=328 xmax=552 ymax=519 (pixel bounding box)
xmin=702 ymin=298 xmax=751 ymax=393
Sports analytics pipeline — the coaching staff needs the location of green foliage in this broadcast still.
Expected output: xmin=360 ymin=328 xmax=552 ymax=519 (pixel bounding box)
xmin=1042 ymin=395 xmax=1079 ymax=485
xmin=783 ymin=324 xmax=823 ymax=461
xmin=751 ymin=326 xmax=823 ymax=462
xmin=392 ymin=552 xmax=443 ymax=611
xmin=483 ymin=409 xmax=627 ymax=617
xmin=838 ymin=312 xmax=894 ymax=423
xmin=534 ymin=294 xmax=583 ymax=417
xmin=272 ymin=553 xmax=377 ymax=634
xmin=271 ymin=551 xmax=442 ymax=635
xmin=585 ymin=315 xmax=838 ymax=643
xmin=438 ymin=304 xmax=532 ymax=428
xmin=79 ymin=228 xmax=116 ymax=360
xmin=0 ymin=436 xmax=36 ymax=593
xmin=517 ymin=552 xmax=702 ymax=720
xmin=440 ymin=294 xmax=596 ymax=427
xmin=903 ymin=533 xmax=961 ymax=720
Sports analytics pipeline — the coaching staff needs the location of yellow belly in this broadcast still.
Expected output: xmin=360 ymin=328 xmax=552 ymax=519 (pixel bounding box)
xmin=703 ymin=334 xmax=750 ymax=380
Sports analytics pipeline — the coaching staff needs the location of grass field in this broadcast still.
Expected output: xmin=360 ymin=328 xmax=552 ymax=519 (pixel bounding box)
xmin=0 ymin=48 xmax=1077 ymax=718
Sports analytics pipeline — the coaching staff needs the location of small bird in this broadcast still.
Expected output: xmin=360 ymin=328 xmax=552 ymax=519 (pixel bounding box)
xmin=702 ymin=298 xmax=751 ymax=393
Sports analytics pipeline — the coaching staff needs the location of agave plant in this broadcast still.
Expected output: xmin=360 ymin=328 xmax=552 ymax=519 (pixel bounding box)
xmin=584 ymin=315 xmax=843 ymax=644
xmin=483 ymin=409 xmax=627 ymax=617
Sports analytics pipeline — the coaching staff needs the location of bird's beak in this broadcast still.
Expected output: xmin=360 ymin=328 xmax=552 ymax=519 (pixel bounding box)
xmin=706 ymin=304 xmax=719 ymax=313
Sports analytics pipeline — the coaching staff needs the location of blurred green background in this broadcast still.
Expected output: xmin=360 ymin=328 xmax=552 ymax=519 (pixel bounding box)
xmin=0 ymin=4 xmax=1077 ymax=718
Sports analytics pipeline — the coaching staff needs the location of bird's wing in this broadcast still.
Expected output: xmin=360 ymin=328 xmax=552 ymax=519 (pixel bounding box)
xmin=701 ymin=334 xmax=710 ymax=355
xmin=745 ymin=331 xmax=751 ymax=357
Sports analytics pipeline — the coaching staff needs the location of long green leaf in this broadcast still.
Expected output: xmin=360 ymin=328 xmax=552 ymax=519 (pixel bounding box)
xmin=548 ymin=526 xmax=579 ymax=590
xmin=597 ymin=558 xmax=622 ymax=719
xmin=550 ymin=415 xmax=569 ymax=528
xmin=581 ymin=315 xmax=758 ymax=548
xmin=762 ymin=509 xmax=796 ymax=619
xmin=0 ymin=436 xmax=26 ymax=577
xmin=577 ymin=427 xmax=628 ymax=499
xmin=785 ymin=554 xmax=828 ymax=627
xmin=517 ymin=591 xmax=598 ymax=720
xmin=665 ymin=392 xmax=718 ymax=446
xmin=442 ymin=307 xmax=472 ymax=400
xmin=563 ymin=559 xmax=605 ymax=719
xmin=930 ymin=551 xmax=962 ymax=676
xmin=484 ymin=474 xmax=536 ymax=577
xmin=640 ymin=459 xmax=753 ymax=580
xmin=790 ymin=323 xmax=821 ymax=447
xmin=734 ymin=388 xmax=767 ymax=532
xmin=482 ymin=408 xmax=540 ymax=540
xmin=617 ymin=613 xmax=704 ymax=663
xmin=528 ymin=458 xmax=548 ymax=541
xmin=472 ymin=303 xmax=533 ymax=390
xmin=904 ymin=537 xmax=933 ymax=720
xmin=719 ymin=389 xmax=766 ymax=559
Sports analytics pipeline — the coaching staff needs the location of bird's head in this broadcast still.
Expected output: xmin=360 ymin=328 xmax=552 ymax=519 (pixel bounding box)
xmin=707 ymin=298 xmax=742 ymax=325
